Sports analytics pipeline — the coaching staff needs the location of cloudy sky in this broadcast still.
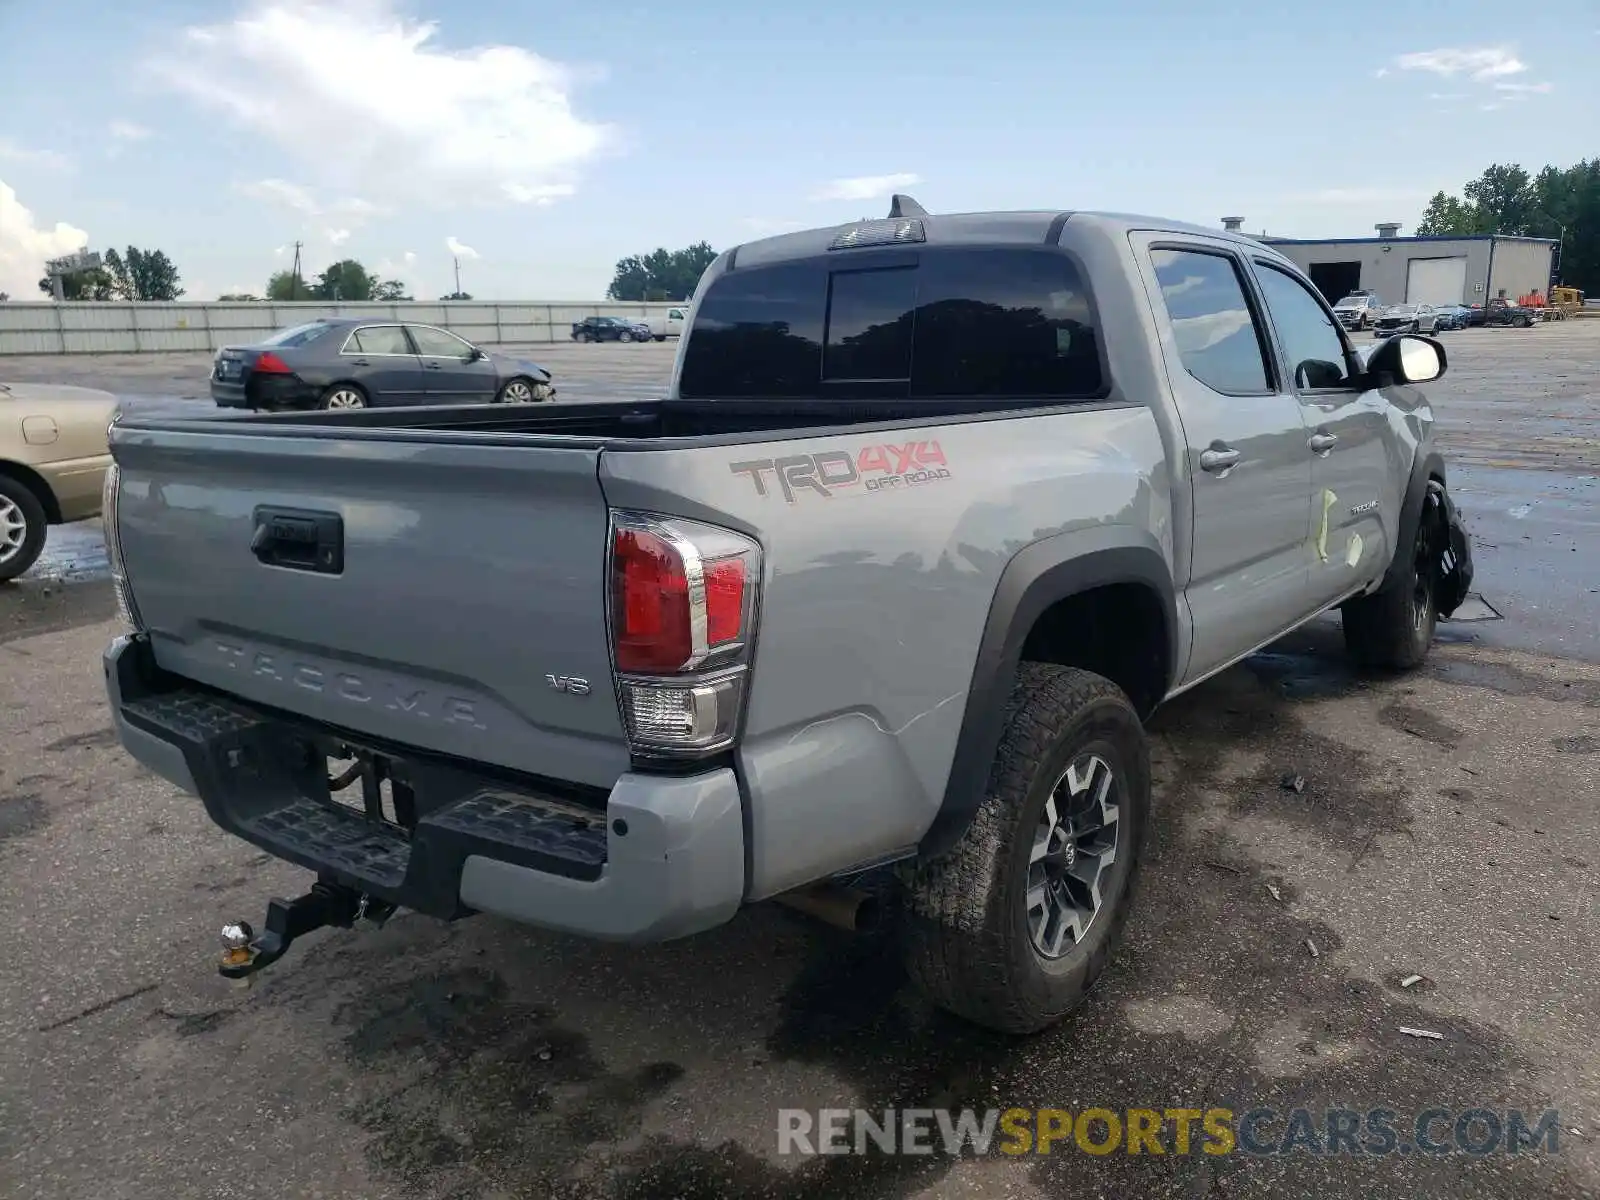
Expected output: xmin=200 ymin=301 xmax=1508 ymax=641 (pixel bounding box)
xmin=0 ymin=0 xmax=1594 ymax=301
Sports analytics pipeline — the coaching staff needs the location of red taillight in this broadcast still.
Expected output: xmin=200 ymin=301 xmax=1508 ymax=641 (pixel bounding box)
xmin=254 ymin=351 xmax=292 ymax=375
xmin=608 ymin=511 xmax=761 ymax=756
xmin=613 ymin=527 xmax=693 ymax=673
xmin=704 ymin=558 xmax=746 ymax=646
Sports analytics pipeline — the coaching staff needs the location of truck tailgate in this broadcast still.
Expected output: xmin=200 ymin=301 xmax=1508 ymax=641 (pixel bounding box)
xmin=111 ymin=428 xmax=630 ymax=788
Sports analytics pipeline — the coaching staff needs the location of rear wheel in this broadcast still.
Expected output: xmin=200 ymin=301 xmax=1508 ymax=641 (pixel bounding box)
xmin=0 ymin=474 xmax=49 ymax=583
xmin=318 ymin=384 xmax=367 ymax=410
xmin=900 ymin=664 xmax=1150 ymax=1035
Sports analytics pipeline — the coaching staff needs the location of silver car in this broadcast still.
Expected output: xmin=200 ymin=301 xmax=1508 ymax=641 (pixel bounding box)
xmin=1372 ymin=303 xmax=1439 ymax=337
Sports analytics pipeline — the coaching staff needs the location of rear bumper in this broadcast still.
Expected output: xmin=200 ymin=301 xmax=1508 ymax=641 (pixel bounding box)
xmin=104 ymin=634 xmax=746 ymax=943
xmin=210 ymin=376 xmax=318 ymax=411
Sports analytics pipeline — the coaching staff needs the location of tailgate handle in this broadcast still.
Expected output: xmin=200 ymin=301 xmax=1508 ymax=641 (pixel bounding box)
xmin=251 ymin=506 xmax=344 ymax=574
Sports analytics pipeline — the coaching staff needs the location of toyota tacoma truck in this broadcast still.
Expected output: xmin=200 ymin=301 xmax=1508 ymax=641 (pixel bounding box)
xmin=101 ymin=197 xmax=1472 ymax=1035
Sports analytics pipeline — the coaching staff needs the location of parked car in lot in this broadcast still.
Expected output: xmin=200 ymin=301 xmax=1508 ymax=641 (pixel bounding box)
xmin=571 ymin=316 xmax=652 ymax=343
xmin=0 ymin=381 xmax=116 ymax=581
xmin=1481 ymin=297 xmax=1537 ymax=328
xmin=210 ymin=319 xmax=555 ymax=411
xmin=1373 ymin=304 xmax=1440 ymax=336
xmin=1432 ymin=305 xmax=1473 ymax=332
xmin=101 ymin=200 xmax=1475 ymax=1036
xmin=647 ymin=306 xmax=689 ymax=341
xmin=1332 ymin=292 xmax=1385 ymax=331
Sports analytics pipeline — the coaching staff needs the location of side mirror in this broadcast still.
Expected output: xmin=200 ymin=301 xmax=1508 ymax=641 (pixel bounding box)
xmin=468 ymin=346 xmax=485 ymax=361
xmin=1365 ymin=333 xmax=1446 ymax=386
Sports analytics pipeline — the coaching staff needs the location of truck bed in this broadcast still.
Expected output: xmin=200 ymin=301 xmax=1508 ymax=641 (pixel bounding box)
xmin=117 ymin=396 xmax=1066 ymax=447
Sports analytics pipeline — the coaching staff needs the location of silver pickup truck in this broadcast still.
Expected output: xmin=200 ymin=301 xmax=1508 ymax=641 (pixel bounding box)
xmin=102 ymin=198 xmax=1472 ymax=1034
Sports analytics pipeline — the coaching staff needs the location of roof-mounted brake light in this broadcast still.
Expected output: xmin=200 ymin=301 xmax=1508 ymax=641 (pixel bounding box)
xmin=829 ymin=218 xmax=926 ymax=251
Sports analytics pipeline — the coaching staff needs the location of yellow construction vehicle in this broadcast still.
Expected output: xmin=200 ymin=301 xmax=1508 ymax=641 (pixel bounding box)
xmin=1549 ymin=285 xmax=1584 ymax=320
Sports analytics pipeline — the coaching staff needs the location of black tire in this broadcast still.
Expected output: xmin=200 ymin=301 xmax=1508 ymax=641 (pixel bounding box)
xmin=654 ymin=335 xmax=666 ymax=342
xmin=618 ymin=330 xmax=634 ymax=343
xmin=1341 ymin=503 xmax=1439 ymax=670
xmin=1516 ymin=314 xmax=1531 ymax=328
xmin=0 ymin=473 xmax=50 ymax=584
xmin=899 ymin=664 xmax=1150 ymax=1035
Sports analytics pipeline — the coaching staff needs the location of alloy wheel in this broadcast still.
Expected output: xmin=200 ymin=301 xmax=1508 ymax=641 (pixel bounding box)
xmin=325 ymin=389 xmax=365 ymax=409
xmin=0 ymin=496 xmax=27 ymax=566
xmin=502 ymin=380 xmax=534 ymax=404
xmin=1026 ymin=752 xmax=1122 ymax=959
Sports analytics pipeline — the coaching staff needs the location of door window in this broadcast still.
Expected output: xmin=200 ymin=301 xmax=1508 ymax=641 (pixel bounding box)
xmin=348 ymin=325 xmax=412 ymax=355
xmin=1148 ymin=248 xmax=1273 ymax=395
xmin=408 ymin=325 xmax=474 ymax=357
xmin=1254 ymin=264 xmax=1356 ymax=390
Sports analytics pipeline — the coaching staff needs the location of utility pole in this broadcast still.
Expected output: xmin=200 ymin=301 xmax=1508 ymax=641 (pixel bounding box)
xmin=290 ymin=241 xmax=303 ymax=301
xmin=453 ymin=256 xmax=462 ymax=298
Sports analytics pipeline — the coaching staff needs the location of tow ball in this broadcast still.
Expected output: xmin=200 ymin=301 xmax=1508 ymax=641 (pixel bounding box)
xmin=220 ymin=879 xmax=395 ymax=983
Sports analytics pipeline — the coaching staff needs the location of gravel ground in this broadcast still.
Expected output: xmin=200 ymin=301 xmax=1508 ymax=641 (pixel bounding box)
xmin=1 ymin=328 xmax=1598 ymax=1199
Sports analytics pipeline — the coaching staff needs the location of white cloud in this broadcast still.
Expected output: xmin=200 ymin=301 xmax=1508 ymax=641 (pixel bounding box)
xmin=238 ymin=178 xmax=381 ymax=244
xmin=0 ymin=139 xmax=71 ymax=171
xmin=1372 ymin=67 xmax=1390 ymax=79
xmin=445 ymin=236 xmax=478 ymax=259
xmin=1494 ymin=81 xmax=1553 ymax=94
xmin=1428 ymin=92 xmax=1467 ymax=101
xmin=152 ymin=0 xmax=610 ymax=209
xmin=1394 ymin=46 xmax=1526 ymax=80
xmin=108 ymin=120 xmax=152 ymax=141
xmin=403 ymin=250 xmax=416 ymax=265
xmin=0 ymin=179 xmax=90 ymax=299
xmin=811 ymin=173 xmax=922 ymax=202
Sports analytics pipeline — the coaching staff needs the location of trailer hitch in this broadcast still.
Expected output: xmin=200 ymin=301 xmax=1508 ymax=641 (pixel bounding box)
xmin=220 ymin=879 xmax=395 ymax=982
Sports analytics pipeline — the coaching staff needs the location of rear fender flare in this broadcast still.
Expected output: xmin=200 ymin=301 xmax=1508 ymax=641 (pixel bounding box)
xmin=1378 ymin=446 xmax=1446 ymax=597
xmin=917 ymin=529 xmax=1177 ymax=862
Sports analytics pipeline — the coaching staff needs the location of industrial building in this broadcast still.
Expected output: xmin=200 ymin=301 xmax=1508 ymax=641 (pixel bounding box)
xmin=1220 ymin=218 xmax=1559 ymax=309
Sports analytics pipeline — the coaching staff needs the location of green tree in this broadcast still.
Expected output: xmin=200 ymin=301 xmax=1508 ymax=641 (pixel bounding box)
xmin=311 ymin=259 xmax=375 ymax=301
xmin=266 ymin=269 xmax=310 ymax=301
xmin=607 ymin=241 xmax=718 ymax=301
xmin=372 ymin=280 xmax=412 ymax=301
xmin=101 ymin=246 xmax=185 ymax=300
xmin=440 ymin=290 xmax=473 ymax=301
xmin=1463 ymin=164 xmax=1537 ymax=235
xmin=1415 ymin=191 xmax=1480 ymax=236
xmin=37 ymin=268 xmax=113 ymax=300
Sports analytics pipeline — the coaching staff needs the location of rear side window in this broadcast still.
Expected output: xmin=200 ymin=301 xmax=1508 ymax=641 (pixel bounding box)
xmin=677 ymin=249 xmax=1102 ymax=400
xmin=348 ymin=326 xmax=411 ymax=355
xmin=1149 ymin=248 xmax=1272 ymax=395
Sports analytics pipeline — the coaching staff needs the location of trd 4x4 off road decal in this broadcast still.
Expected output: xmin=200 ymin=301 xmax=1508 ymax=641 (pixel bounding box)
xmin=729 ymin=441 xmax=952 ymax=503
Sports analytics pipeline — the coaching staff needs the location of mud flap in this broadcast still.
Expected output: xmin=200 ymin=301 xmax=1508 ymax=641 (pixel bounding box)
xmin=1427 ymin=480 xmax=1473 ymax=619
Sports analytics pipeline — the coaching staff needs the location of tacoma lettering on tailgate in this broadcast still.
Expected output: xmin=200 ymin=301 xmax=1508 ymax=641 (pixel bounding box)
xmin=212 ymin=639 xmax=487 ymax=729
xmin=729 ymin=440 xmax=951 ymax=503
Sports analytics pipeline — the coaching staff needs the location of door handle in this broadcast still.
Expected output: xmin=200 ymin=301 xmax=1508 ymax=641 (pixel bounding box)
xmin=1199 ymin=446 xmax=1242 ymax=474
xmin=424 ymin=362 xmax=442 ymax=370
xmin=349 ymin=358 xmax=371 ymax=366
xmin=1309 ymin=433 xmax=1338 ymax=454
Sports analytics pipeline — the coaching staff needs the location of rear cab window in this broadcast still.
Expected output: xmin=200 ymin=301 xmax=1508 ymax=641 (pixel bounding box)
xmin=677 ymin=248 xmax=1103 ymax=401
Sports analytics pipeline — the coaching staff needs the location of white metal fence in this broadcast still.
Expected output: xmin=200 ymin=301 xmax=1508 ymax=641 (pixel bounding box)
xmin=0 ymin=300 xmax=682 ymax=355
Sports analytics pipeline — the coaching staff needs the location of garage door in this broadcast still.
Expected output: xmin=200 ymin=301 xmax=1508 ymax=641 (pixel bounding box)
xmin=1406 ymin=256 xmax=1468 ymax=306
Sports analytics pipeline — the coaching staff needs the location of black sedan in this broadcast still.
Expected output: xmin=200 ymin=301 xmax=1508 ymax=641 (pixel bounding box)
xmin=571 ymin=316 xmax=651 ymax=343
xmin=210 ymin=319 xmax=556 ymax=411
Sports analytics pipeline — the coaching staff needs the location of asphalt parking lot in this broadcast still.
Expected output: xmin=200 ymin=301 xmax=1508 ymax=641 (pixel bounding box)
xmin=2 ymin=328 xmax=1598 ymax=1199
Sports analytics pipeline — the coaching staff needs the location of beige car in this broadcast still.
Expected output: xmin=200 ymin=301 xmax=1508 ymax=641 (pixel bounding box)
xmin=0 ymin=382 xmax=117 ymax=582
